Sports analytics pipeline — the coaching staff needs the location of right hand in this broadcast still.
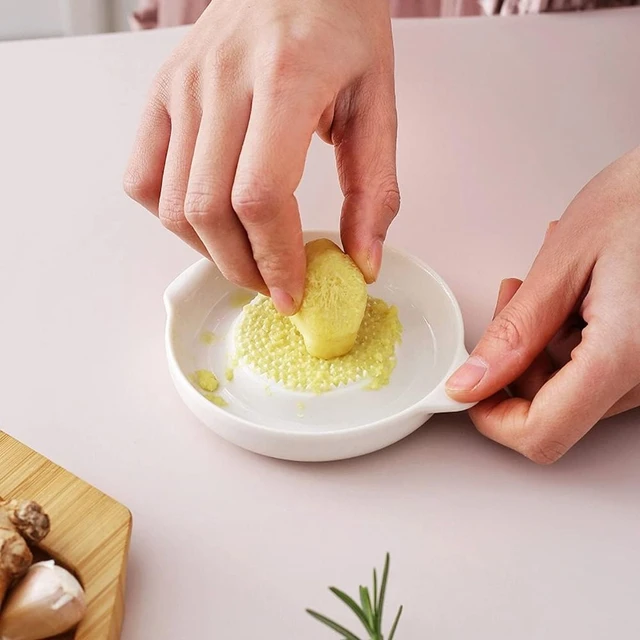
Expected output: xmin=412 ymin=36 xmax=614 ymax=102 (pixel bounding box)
xmin=124 ymin=0 xmax=400 ymax=315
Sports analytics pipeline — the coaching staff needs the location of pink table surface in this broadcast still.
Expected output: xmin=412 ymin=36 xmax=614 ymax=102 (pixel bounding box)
xmin=1 ymin=8 xmax=639 ymax=639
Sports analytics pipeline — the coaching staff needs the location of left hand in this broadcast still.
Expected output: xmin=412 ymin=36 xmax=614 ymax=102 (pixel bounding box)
xmin=445 ymin=145 xmax=640 ymax=464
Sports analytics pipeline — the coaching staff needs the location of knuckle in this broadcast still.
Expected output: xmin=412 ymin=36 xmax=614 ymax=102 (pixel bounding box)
xmin=259 ymin=28 xmax=327 ymax=88
xmin=159 ymin=215 xmax=192 ymax=236
xmin=168 ymin=64 xmax=201 ymax=106
xmin=123 ymin=169 xmax=155 ymax=205
xmin=151 ymin=68 xmax=172 ymax=104
xmin=485 ymin=308 xmax=528 ymax=354
xmin=522 ymin=437 xmax=569 ymax=465
xmin=263 ymin=38 xmax=307 ymax=78
xmin=183 ymin=188 xmax=219 ymax=226
xmin=381 ymin=184 xmax=401 ymax=222
xmin=255 ymin=254 xmax=289 ymax=283
xmin=158 ymin=188 xmax=188 ymax=232
xmin=572 ymin=340 xmax=617 ymax=380
xmin=268 ymin=49 xmax=300 ymax=79
xmin=606 ymin=324 xmax=640 ymax=379
xmin=151 ymin=70 xmax=172 ymax=104
xmin=205 ymin=46 xmax=237 ymax=80
xmin=231 ymin=182 xmax=280 ymax=225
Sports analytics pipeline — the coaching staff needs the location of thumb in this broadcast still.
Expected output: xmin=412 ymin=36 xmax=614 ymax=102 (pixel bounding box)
xmin=333 ymin=75 xmax=400 ymax=283
xmin=446 ymin=240 xmax=592 ymax=403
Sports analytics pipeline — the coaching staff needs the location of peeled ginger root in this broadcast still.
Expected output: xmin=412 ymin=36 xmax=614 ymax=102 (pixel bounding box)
xmin=290 ymin=239 xmax=368 ymax=359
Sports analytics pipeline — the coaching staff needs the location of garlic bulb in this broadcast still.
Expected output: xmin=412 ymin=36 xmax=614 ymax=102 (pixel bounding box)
xmin=0 ymin=560 xmax=86 ymax=640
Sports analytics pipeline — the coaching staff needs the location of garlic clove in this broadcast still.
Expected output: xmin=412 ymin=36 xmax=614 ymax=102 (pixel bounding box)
xmin=0 ymin=560 xmax=87 ymax=640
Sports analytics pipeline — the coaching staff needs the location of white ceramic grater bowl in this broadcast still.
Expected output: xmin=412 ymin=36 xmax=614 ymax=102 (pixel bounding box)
xmin=163 ymin=229 xmax=475 ymax=462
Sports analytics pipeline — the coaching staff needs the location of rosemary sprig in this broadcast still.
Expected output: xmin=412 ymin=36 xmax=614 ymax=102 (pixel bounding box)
xmin=306 ymin=553 xmax=403 ymax=640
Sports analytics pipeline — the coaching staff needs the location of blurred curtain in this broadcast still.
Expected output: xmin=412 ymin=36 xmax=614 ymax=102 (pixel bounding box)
xmin=129 ymin=0 xmax=640 ymax=28
xmin=130 ymin=0 xmax=210 ymax=29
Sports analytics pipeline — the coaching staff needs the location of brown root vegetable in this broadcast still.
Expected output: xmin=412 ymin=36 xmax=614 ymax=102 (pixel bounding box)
xmin=0 ymin=532 xmax=31 ymax=610
xmin=0 ymin=501 xmax=50 ymax=545
xmin=0 ymin=500 xmax=50 ymax=608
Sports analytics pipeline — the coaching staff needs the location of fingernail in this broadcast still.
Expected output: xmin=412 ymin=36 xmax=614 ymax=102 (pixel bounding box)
xmin=366 ymin=239 xmax=384 ymax=283
xmin=270 ymin=288 xmax=297 ymax=316
xmin=446 ymin=356 xmax=488 ymax=391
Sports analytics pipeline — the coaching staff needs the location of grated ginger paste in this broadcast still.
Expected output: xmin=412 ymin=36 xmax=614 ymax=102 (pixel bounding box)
xmin=199 ymin=330 xmax=217 ymax=345
xmin=190 ymin=369 xmax=227 ymax=407
xmin=192 ymin=369 xmax=219 ymax=392
xmin=233 ymin=295 xmax=402 ymax=394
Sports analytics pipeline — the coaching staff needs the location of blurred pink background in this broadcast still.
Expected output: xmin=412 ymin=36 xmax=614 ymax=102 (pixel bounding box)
xmin=0 ymin=0 xmax=635 ymax=43
xmin=130 ymin=0 xmax=638 ymax=29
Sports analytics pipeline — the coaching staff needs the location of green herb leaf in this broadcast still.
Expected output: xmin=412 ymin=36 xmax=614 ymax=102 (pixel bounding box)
xmin=373 ymin=569 xmax=379 ymax=611
xmin=307 ymin=554 xmax=403 ymax=640
xmin=359 ymin=586 xmax=374 ymax=629
xmin=306 ymin=609 xmax=363 ymax=640
xmin=329 ymin=587 xmax=372 ymax=632
xmin=388 ymin=606 xmax=403 ymax=640
xmin=376 ymin=553 xmax=391 ymax=633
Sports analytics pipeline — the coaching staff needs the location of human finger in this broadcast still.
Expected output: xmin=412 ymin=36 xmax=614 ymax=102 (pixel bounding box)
xmin=157 ymin=89 xmax=209 ymax=257
xmin=446 ymin=221 xmax=594 ymax=403
xmin=231 ymin=76 xmax=328 ymax=314
xmin=124 ymin=91 xmax=172 ymax=215
xmin=184 ymin=83 xmax=267 ymax=293
xmin=334 ymin=74 xmax=400 ymax=284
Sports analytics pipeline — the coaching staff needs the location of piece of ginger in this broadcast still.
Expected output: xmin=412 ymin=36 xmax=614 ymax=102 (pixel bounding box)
xmin=0 ymin=499 xmax=50 ymax=608
xmin=290 ymin=239 xmax=368 ymax=359
xmin=193 ymin=369 xmax=219 ymax=392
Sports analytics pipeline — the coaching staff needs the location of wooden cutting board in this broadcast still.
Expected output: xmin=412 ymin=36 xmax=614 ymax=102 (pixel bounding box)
xmin=0 ymin=431 xmax=132 ymax=640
